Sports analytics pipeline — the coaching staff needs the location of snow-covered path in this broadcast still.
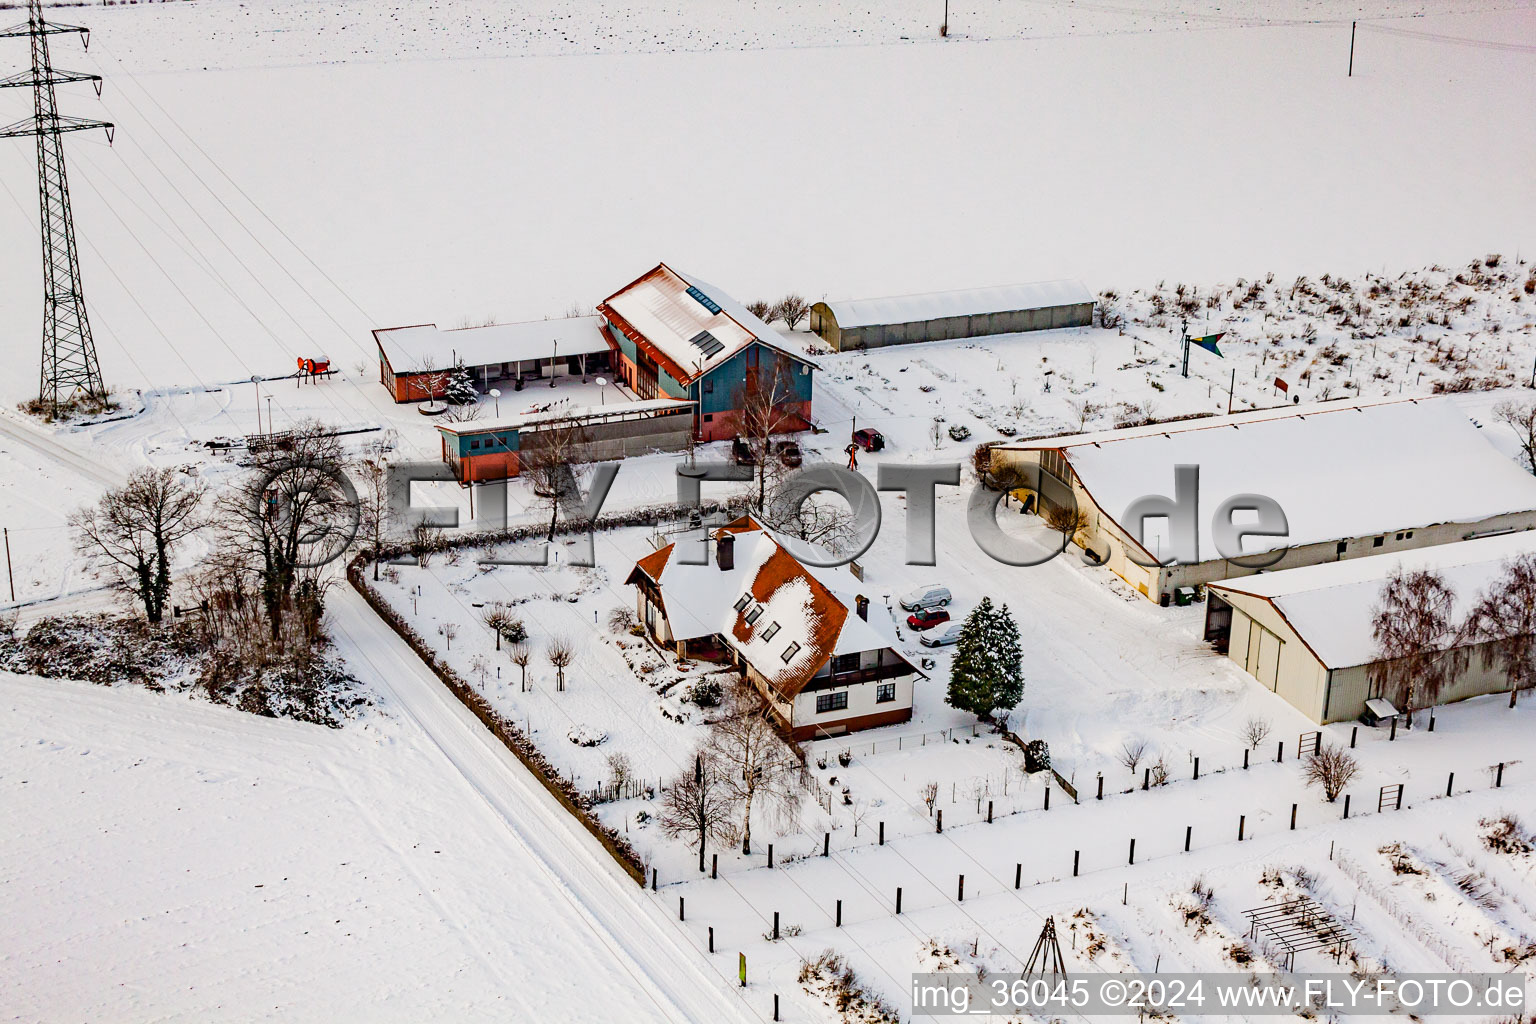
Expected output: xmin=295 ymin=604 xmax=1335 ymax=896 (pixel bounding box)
xmin=325 ymin=588 xmax=756 ymax=1024
xmin=0 ymin=596 xmax=759 ymax=1021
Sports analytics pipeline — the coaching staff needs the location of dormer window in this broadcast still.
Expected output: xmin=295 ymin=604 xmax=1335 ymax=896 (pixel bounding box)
xmin=781 ymin=641 xmax=801 ymax=663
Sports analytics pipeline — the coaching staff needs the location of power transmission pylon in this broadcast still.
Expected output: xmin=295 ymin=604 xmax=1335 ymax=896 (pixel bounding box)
xmin=0 ymin=0 xmax=112 ymax=412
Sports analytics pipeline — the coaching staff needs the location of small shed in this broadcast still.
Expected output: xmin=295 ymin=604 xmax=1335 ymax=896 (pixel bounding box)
xmin=809 ymin=280 xmax=1093 ymax=351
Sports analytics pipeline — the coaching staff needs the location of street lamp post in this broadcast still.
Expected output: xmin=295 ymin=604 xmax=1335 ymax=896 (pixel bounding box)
xmin=595 ymin=376 xmax=608 ymax=405
xmin=489 ymin=388 xmax=501 ymax=416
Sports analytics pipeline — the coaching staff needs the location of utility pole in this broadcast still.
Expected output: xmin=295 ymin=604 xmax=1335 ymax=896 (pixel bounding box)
xmin=1227 ymin=367 xmax=1236 ymax=414
xmin=942 ymin=0 xmax=949 ymax=36
xmin=4 ymin=526 xmax=14 ymax=602
xmin=0 ymin=0 xmax=112 ymax=413
xmin=1348 ymin=21 xmax=1356 ymax=77
xmin=1180 ymin=321 xmax=1191 ymax=378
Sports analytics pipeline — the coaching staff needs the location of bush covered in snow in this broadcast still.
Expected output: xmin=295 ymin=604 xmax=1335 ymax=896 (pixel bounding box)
xmin=797 ymin=949 xmax=899 ymax=1023
xmin=567 ymin=724 xmax=607 ymax=747
xmin=0 ymin=613 xmax=368 ymax=727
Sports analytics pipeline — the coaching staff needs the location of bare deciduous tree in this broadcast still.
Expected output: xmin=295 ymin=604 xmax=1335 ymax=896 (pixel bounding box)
xmin=1117 ymin=738 xmax=1148 ymax=774
xmin=730 ymin=359 xmax=802 ymax=512
xmin=71 ymin=467 xmax=206 ymax=623
xmin=1370 ymin=568 xmax=1466 ymax=727
xmin=509 ymin=640 xmax=531 ymax=690
xmin=215 ymin=421 xmax=355 ymax=642
xmin=1241 ymin=716 xmax=1272 ymax=748
xmin=439 ymin=622 xmax=458 ymax=650
xmin=1462 ymin=553 xmax=1536 ymax=707
xmin=1067 ymin=398 xmax=1101 ymax=431
xmin=1303 ymin=744 xmax=1360 ymax=802
xmin=658 ymin=752 xmax=736 ymax=860
xmin=920 ymin=781 xmax=939 ymax=815
xmin=772 ymin=294 xmax=809 ymax=331
xmin=481 ymin=603 xmax=526 ymax=651
xmin=519 ymin=419 xmax=593 ymax=543
xmin=1495 ymin=400 xmax=1536 ymax=474
xmin=354 ymin=456 xmax=394 ymax=581
xmin=760 ymin=486 xmax=858 ymax=559
xmin=707 ymin=682 xmax=808 ymax=854
xmin=1043 ymin=503 xmax=1089 ymax=552
xmin=546 ymin=633 xmax=575 ymax=691
xmin=746 ymin=300 xmax=775 ymax=323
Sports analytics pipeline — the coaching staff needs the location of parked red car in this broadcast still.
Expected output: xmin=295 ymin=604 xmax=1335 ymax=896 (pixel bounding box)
xmin=852 ymin=427 xmax=885 ymax=452
xmin=906 ymin=608 xmax=951 ymax=631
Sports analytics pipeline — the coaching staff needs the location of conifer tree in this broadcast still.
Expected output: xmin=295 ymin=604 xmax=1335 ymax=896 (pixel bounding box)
xmin=444 ymin=362 xmax=478 ymax=406
xmin=946 ymin=596 xmax=1024 ymax=723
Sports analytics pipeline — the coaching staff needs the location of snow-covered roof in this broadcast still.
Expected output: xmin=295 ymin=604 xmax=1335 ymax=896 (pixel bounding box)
xmin=627 ymin=517 xmax=909 ymax=696
xmin=818 ymin=279 xmax=1093 ymax=329
xmin=598 ymin=264 xmax=810 ymax=386
xmin=374 ymin=315 xmax=611 ymax=374
xmin=1001 ymin=397 xmax=1536 ymax=564
xmin=1211 ymin=529 xmax=1536 ymax=669
xmin=433 ymin=397 xmax=692 ymax=436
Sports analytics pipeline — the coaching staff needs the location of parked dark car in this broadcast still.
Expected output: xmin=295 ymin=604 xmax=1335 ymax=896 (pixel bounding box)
xmin=906 ymin=608 xmax=951 ymax=631
xmin=853 ymin=428 xmax=885 ymax=452
xmin=732 ymin=436 xmax=755 ymax=465
xmin=776 ymin=440 xmax=803 ymax=467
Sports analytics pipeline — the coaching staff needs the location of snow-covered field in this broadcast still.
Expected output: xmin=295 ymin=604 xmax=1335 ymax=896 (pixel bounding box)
xmin=0 ymin=0 xmax=1532 ymax=402
xmin=3 ymin=0 xmax=1536 ymax=1020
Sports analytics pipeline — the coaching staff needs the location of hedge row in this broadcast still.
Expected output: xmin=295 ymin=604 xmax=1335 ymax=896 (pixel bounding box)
xmin=373 ymin=498 xmax=747 ymax=564
xmin=346 ymin=551 xmax=648 ymax=886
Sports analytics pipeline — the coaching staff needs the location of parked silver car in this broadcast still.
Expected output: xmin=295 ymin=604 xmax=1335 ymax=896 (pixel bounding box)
xmin=919 ymin=622 xmax=964 ymax=648
xmin=898 ymin=584 xmax=952 ymax=611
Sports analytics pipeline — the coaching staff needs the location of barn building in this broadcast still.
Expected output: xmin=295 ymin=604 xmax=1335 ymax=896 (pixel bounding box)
xmin=434 ymin=398 xmax=695 ymax=484
xmin=374 ymin=316 xmax=612 ymax=403
xmin=627 ymin=516 xmax=919 ymax=740
xmin=1205 ymin=530 xmax=1536 ymax=723
xmin=989 ymin=397 xmax=1536 ymax=604
xmin=808 ymin=280 xmax=1094 ymax=351
xmin=597 ymin=263 xmax=816 ymax=443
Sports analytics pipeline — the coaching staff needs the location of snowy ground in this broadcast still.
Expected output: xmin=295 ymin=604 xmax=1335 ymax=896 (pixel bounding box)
xmin=2 ymin=0 xmax=1535 ymax=1019
xmin=0 ymin=665 xmax=740 ymax=1023
xmin=0 ymin=1 xmax=1532 ymax=402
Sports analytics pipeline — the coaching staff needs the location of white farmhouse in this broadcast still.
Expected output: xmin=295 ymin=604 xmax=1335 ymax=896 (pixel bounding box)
xmin=625 ymin=516 xmax=918 ymax=740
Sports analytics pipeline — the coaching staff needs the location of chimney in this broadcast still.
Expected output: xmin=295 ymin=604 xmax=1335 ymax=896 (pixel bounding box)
xmin=717 ymin=531 xmax=735 ymax=571
xmin=855 ymin=595 xmax=869 ymax=620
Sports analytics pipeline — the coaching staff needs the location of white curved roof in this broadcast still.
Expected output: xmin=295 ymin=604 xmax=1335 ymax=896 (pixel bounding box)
xmin=820 ymin=279 xmax=1092 ymax=329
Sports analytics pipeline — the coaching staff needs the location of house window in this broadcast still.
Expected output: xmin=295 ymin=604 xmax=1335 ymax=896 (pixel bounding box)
xmin=1405 ymin=531 xmax=1414 ymax=539
xmin=781 ymin=641 xmax=801 ymax=663
xmin=733 ymin=594 xmax=752 ymax=613
xmin=1336 ymin=541 xmax=1347 ymax=555
xmin=832 ymin=653 xmax=859 ymax=674
xmin=470 ymin=439 xmax=481 ymax=450
xmin=1373 ymin=536 xmax=1384 ymax=548
xmin=761 ymin=622 xmax=781 ymax=642
xmin=816 ymin=691 xmax=848 ymax=714
xmin=1395 ymin=532 xmax=1403 ymax=541
xmin=876 ymin=683 xmax=896 ymax=704
xmin=704 ymin=414 xmax=713 ymax=422
xmin=745 ymin=605 xmax=764 ymax=626
xmin=703 ymin=378 xmax=714 ymax=394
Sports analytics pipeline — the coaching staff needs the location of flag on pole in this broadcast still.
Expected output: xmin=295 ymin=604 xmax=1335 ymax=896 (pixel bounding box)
xmin=1189 ymin=332 xmax=1225 ymax=357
